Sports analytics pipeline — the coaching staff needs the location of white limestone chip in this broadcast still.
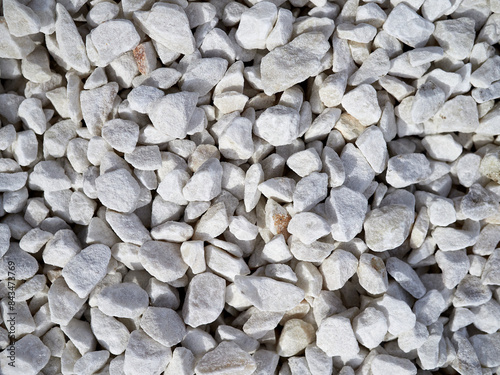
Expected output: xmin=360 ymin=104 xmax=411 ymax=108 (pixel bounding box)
xmin=55 ymin=4 xmax=90 ymax=73
xmin=341 ymin=84 xmax=381 ymax=126
xmin=277 ymin=319 xmax=315 ymax=357
xmin=287 ymin=212 xmax=330 ymax=245
xmin=139 ymin=241 xmax=188 ymax=283
xmin=371 ymin=354 xmax=417 ymax=375
xmin=411 ymin=81 xmax=446 ymax=123
xmin=48 ymin=277 xmax=86 ymax=325
xmin=81 ymin=83 xmax=119 ymax=136
xmin=461 ymin=183 xmax=500 ymax=221
xmin=183 ymin=158 xmax=223 ymax=201
xmin=95 ymin=168 xmax=140 ymax=213
xmin=90 ymin=307 xmax=130 ymax=355
xmin=96 ymin=282 xmax=149 ymax=318
xmin=386 ymin=257 xmax=426 ymax=298
xmin=337 ymin=23 xmax=377 ymax=43
xmin=383 ymin=3 xmax=435 ymax=48
xmin=372 ymin=294 xmax=416 ymax=336
xmin=134 ymin=3 xmax=195 ymax=55
xmin=0 ymin=334 xmax=50 ymax=375
xmin=195 ymin=341 xmax=257 ymax=375
xmin=234 ymin=275 xmax=305 ymax=312
xmin=353 ymin=307 xmax=388 ymax=349
xmin=433 ymin=18 xmax=475 ymax=61
xmin=325 ymin=186 xmax=368 ymax=242
xmin=413 ymin=289 xmax=446 ymax=326
xmin=286 ymin=148 xmax=322 ymax=177
xmin=364 ymin=205 xmax=414 ymax=251
xmin=219 ymin=116 xmax=254 ymax=160
xmin=180 ymin=58 xmax=228 ymax=96
xmin=261 ymin=32 xmax=330 ymax=95
xmin=182 ymin=272 xmax=226 ymax=327
xmin=317 ymin=315 xmax=359 ymax=358
xmin=148 ymin=91 xmax=198 ymax=139
xmin=355 ymin=126 xmax=389 ymax=174
xmin=28 ymin=160 xmax=71 ymax=192
xmin=235 ymin=2 xmax=277 ymax=50
xmin=124 ymin=330 xmax=172 ymax=375
xmin=261 ymin=234 xmax=293 ymax=263
xmin=141 ymin=307 xmax=186 ymax=347
xmin=18 ymin=98 xmax=47 ymax=135
xmin=258 ymin=177 xmax=296 ymax=203
xmin=229 ymin=216 xmax=259 ymax=241
xmin=293 ymin=172 xmax=329 ymax=212
xmin=254 ymin=105 xmax=300 ymax=147
xmin=386 ymin=154 xmax=431 ymax=188
xmin=164 ymin=347 xmax=195 ymax=375
xmin=320 ymin=249 xmax=358 ymax=291
xmin=62 ymin=244 xmax=111 ymax=298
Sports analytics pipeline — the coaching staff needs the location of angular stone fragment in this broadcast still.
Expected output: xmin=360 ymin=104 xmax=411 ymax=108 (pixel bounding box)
xmin=254 ymin=105 xmax=300 ymax=147
xmin=183 ymin=272 xmax=226 ymax=327
xmin=261 ymin=32 xmax=330 ymax=95
xmin=341 ymin=84 xmax=381 ymax=126
xmin=48 ymin=277 xmax=86 ymax=326
xmin=433 ymin=18 xmax=475 ymax=61
xmin=319 ymin=250 xmax=358 ymax=291
xmin=383 ymin=4 xmax=435 ymax=47
xmin=183 ymin=158 xmax=223 ymax=202
xmin=0 ymin=334 xmax=50 ymax=375
xmin=134 ymin=3 xmax=195 ymax=55
xmin=149 ymin=92 xmax=198 ymax=139
xmin=372 ymin=295 xmax=416 ymax=336
xmin=0 ymin=17 xmax=36 ymax=59
xmin=90 ymin=307 xmax=130 ymax=355
xmin=90 ymin=20 xmax=140 ymax=66
xmin=102 ymin=119 xmax=139 ymax=154
xmin=317 ymin=315 xmax=359 ymax=358
xmin=95 ymin=169 xmax=140 ymax=213
xmin=141 ymin=307 xmax=186 ymax=348
xmin=386 ymin=154 xmax=431 ymax=188
xmin=62 ymin=244 xmax=111 ymax=298
xmin=96 ymin=282 xmax=149 ymax=318
xmin=371 ymin=355 xmax=417 ymax=375
xmin=81 ymin=83 xmax=119 ymax=136
xmin=358 ymin=253 xmax=389 ymax=295
xmin=124 ymin=330 xmax=172 ymax=375
xmin=234 ymin=276 xmax=305 ymax=312
xmin=55 ymin=4 xmax=90 ymax=73
xmin=353 ymin=307 xmax=388 ymax=349
xmin=287 ymin=212 xmax=330 ymax=245
xmin=195 ymin=341 xmax=256 ymax=375
xmin=139 ymin=241 xmax=188 ymax=283
xmin=364 ymin=205 xmax=414 ymax=251
xmin=235 ymin=2 xmax=277 ymax=50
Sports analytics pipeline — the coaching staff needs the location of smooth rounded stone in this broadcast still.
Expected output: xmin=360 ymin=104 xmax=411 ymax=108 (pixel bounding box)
xmin=183 ymin=158 xmax=223 ymax=202
xmin=261 ymin=32 xmax=330 ymax=95
xmin=372 ymin=295 xmax=416 ymax=336
xmin=470 ymin=332 xmax=500 ymax=367
xmin=139 ymin=241 xmax=188 ymax=283
xmin=435 ymin=250 xmax=470 ymax=289
xmin=0 ymin=172 xmax=28 ymax=192
xmin=364 ymin=204 xmax=414 ymax=252
xmin=95 ymin=168 xmax=140 ymax=213
xmin=0 ymin=334 xmax=50 ymax=375
xmin=96 ymin=282 xmax=149 ymax=318
xmin=386 ymin=154 xmax=431 ymax=188
xmin=90 ymin=307 xmax=130 ymax=355
xmin=254 ymin=105 xmax=300 ymax=147
xmin=140 ymin=307 xmax=186 ymax=348
xmin=287 ymin=212 xmax=330 ymax=245
xmin=90 ymin=19 xmax=140 ymax=66
xmin=124 ymin=329 xmax=172 ymax=375
xmin=62 ymin=244 xmax=111 ymax=298
xmin=183 ymin=273 xmax=225 ymax=328
xmin=325 ymin=186 xmax=368 ymax=242
xmin=386 ymin=257 xmax=426 ymax=298
xmin=316 ymin=315 xmax=359 ymax=358
xmin=358 ymin=253 xmax=389 ymax=295
xmin=353 ymin=307 xmax=388 ymax=349
xmin=453 ymin=275 xmax=492 ymax=308
xmin=319 ymin=249 xmax=358 ymax=291
xmin=341 ymin=84 xmax=381 ymax=126
xmin=234 ymin=275 xmax=305 ymax=312
xmin=277 ymin=319 xmax=315 ymax=357
xmin=235 ymin=2 xmax=277 ymax=50
xmin=151 ymin=221 xmax=194 ymax=242
xmin=371 ymin=354 xmax=416 ymax=375
xmin=461 ymin=183 xmax=500 ymax=221
xmin=195 ymin=341 xmax=256 ymax=375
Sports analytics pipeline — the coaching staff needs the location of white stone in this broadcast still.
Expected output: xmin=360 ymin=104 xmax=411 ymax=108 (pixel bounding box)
xmin=364 ymin=205 xmax=414 ymax=251
xmin=195 ymin=341 xmax=256 ymax=375
xmin=90 ymin=307 xmax=130 ymax=355
xmin=371 ymin=354 xmax=417 ymax=375
xmin=316 ymin=315 xmax=359 ymax=358
xmin=353 ymin=307 xmax=388 ymax=349
xmin=107 ymin=211 xmax=152 ymax=245
xmin=149 ymin=92 xmax=198 ymax=139
xmin=319 ymin=250 xmax=358 ymax=291
xmin=386 ymin=154 xmax=431 ymax=188
xmin=219 ymin=117 xmax=254 ymax=160
xmin=266 ymin=8 xmax=294 ymax=51
xmin=422 ymin=134 xmax=462 ymax=162
xmin=372 ymin=294 xmax=416 ymax=336
xmin=48 ymin=277 xmax=86 ymax=325
xmin=90 ymin=20 xmax=140 ymax=66
xmin=261 ymin=32 xmax=330 ymax=95
xmin=124 ymin=330 xmax=171 ymax=375
xmin=182 ymin=272 xmax=226 ymax=327
xmin=96 ymin=282 xmax=149 ymax=318
xmin=286 ymin=148 xmax=322 ymax=177
xmin=341 ymin=84 xmax=381 ymax=126
xmin=383 ymin=3 xmax=435 ymax=47
xmin=0 ymin=334 xmax=50 ymax=375
xmin=355 ymin=126 xmax=389 ymax=174
xmin=234 ymin=275 xmax=305 ymax=312
xmin=386 ymin=257 xmax=426 ymax=298
xmin=95 ymin=169 xmax=140 ymax=213
xmin=287 ymin=212 xmax=330 ymax=245
xmin=183 ymin=158 xmax=222 ymax=201
xmin=433 ymin=18 xmax=475 ymax=61
xmin=235 ymin=2 xmax=277 ymax=50
xmin=277 ymin=319 xmax=316 ymax=357
xmin=413 ymin=289 xmax=446 ymax=326
xmin=141 ymin=307 xmax=186 ymax=347
xmin=336 ymin=23 xmax=377 ymax=43
xmin=139 ymin=241 xmax=188 ymax=283
xmin=28 ymin=160 xmax=71 ymax=192
xmin=254 ymin=105 xmax=300 ymax=146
